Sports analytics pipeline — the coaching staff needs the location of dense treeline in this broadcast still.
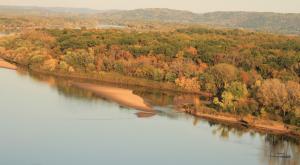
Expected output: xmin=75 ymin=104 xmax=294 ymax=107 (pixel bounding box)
xmin=0 ymin=27 xmax=299 ymax=126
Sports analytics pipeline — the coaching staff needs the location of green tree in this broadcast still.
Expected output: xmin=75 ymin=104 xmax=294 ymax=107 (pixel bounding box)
xmin=214 ymin=81 xmax=248 ymax=112
xmin=64 ymin=50 xmax=95 ymax=70
xmin=205 ymin=63 xmax=239 ymax=96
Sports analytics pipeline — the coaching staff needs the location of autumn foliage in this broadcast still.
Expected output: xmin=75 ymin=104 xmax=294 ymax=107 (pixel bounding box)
xmin=0 ymin=27 xmax=299 ymax=125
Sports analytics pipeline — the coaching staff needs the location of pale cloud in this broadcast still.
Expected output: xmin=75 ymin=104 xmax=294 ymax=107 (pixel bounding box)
xmin=0 ymin=0 xmax=299 ymax=13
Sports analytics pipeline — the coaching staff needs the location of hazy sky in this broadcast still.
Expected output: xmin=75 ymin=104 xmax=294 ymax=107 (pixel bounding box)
xmin=1 ymin=0 xmax=300 ymax=13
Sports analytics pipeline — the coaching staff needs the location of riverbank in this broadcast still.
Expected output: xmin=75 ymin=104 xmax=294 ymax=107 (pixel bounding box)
xmin=30 ymin=65 xmax=300 ymax=138
xmin=0 ymin=58 xmax=17 ymax=70
xmin=1 ymin=57 xmax=300 ymax=138
xmin=182 ymin=108 xmax=300 ymax=138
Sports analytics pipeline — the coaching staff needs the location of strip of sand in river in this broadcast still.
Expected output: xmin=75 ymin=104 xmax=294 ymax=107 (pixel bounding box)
xmin=72 ymin=82 xmax=154 ymax=112
xmin=0 ymin=58 xmax=17 ymax=70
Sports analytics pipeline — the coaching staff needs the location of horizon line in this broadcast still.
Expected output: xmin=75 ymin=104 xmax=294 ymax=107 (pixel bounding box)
xmin=0 ymin=4 xmax=300 ymax=14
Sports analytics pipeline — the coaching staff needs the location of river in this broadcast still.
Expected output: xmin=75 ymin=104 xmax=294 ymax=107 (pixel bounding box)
xmin=0 ymin=68 xmax=299 ymax=165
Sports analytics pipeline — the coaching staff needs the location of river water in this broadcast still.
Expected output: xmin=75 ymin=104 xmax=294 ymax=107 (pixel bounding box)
xmin=0 ymin=69 xmax=299 ymax=165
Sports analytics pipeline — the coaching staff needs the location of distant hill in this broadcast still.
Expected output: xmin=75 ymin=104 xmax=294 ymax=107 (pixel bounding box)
xmin=1 ymin=6 xmax=300 ymax=34
xmin=197 ymin=12 xmax=300 ymax=35
xmin=98 ymin=9 xmax=300 ymax=34
xmin=0 ymin=6 xmax=98 ymax=16
xmin=98 ymin=8 xmax=200 ymax=23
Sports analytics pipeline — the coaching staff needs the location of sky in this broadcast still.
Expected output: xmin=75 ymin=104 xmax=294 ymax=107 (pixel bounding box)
xmin=0 ymin=0 xmax=300 ymax=13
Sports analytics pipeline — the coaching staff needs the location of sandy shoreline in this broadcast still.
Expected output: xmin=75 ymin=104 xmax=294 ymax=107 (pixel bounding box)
xmin=183 ymin=109 xmax=300 ymax=137
xmin=0 ymin=58 xmax=17 ymax=70
xmin=72 ymin=82 xmax=154 ymax=112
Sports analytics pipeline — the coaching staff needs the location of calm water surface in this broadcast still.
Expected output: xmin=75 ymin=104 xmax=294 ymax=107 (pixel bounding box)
xmin=0 ymin=69 xmax=299 ymax=165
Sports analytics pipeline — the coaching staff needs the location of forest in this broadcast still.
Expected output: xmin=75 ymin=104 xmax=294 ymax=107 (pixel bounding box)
xmin=0 ymin=26 xmax=299 ymax=127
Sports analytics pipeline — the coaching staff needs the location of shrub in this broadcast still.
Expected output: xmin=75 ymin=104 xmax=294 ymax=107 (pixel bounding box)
xmin=153 ymin=68 xmax=165 ymax=81
xmin=225 ymin=82 xmax=248 ymax=100
xmin=58 ymin=61 xmax=69 ymax=71
xmin=165 ymin=72 xmax=177 ymax=82
xmin=41 ymin=59 xmax=57 ymax=71
xmin=64 ymin=50 xmax=94 ymax=69
xmin=29 ymin=55 xmax=47 ymax=65
xmin=175 ymin=77 xmax=200 ymax=91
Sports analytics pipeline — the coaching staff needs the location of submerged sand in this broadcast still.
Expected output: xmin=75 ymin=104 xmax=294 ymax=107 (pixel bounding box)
xmin=72 ymin=82 xmax=154 ymax=112
xmin=0 ymin=58 xmax=17 ymax=70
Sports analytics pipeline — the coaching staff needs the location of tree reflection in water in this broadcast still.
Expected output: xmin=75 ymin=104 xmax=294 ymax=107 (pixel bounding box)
xmin=207 ymin=121 xmax=300 ymax=165
xmin=261 ymin=135 xmax=300 ymax=165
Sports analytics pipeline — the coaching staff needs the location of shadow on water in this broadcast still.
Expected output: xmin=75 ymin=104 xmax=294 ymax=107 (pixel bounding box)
xmin=17 ymin=69 xmax=300 ymax=165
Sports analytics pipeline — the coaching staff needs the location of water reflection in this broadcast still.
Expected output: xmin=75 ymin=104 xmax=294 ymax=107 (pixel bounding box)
xmin=13 ymin=69 xmax=300 ymax=165
xmin=262 ymin=135 xmax=300 ymax=165
xmin=21 ymin=70 xmax=99 ymax=101
xmin=207 ymin=121 xmax=300 ymax=164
